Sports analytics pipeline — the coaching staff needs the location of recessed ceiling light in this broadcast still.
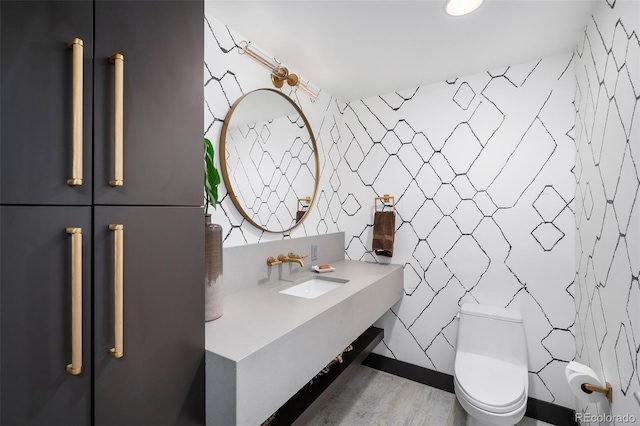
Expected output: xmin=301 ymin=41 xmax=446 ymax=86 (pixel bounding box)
xmin=445 ymin=0 xmax=484 ymax=16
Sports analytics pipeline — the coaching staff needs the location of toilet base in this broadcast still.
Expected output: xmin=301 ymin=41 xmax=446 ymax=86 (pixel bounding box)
xmin=455 ymin=380 xmax=526 ymax=426
xmin=465 ymin=414 xmax=516 ymax=426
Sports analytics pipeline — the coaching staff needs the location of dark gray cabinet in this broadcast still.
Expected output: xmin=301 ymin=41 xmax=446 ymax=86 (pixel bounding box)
xmin=0 ymin=0 xmax=205 ymax=424
xmin=1 ymin=0 xmax=203 ymax=207
xmin=0 ymin=0 xmax=94 ymax=205
xmin=93 ymin=1 xmax=203 ymax=206
xmin=93 ymin=206 xmax=204 ymax=426
xmin=1 ymin=206 xmax=92 ymax=425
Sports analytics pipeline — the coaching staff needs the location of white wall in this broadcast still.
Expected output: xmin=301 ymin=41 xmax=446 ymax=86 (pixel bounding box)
xmin=205 ymin=11 xmax=584 ymax=411
xmin=574 ymin=0 xmax=640 ymax=422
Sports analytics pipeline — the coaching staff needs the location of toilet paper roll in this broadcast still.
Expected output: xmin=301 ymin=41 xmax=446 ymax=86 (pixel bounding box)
xmin=565 ymin=361 xmax=606 ymax=403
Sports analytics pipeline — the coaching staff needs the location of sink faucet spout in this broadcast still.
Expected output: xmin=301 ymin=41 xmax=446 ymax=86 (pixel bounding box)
xmin=277 ymin=253 xmax=306 ymax=267
xmin=290 ymin=258 xmax=304 ymax=267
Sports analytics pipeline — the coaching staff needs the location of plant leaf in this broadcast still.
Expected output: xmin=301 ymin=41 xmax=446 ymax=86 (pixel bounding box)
xmin=204 ymin=138 xmax=220 ymax=209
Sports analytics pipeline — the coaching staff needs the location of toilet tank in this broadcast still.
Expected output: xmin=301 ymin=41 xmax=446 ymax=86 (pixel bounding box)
xmin=455 ymin=303 xmax=528 ymax=367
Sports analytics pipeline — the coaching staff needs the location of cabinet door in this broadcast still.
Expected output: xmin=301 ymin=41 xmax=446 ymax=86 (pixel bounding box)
xmin=0 ymin=1 xmax=93 ymax=205
xmin=94 ymin=206 xmax=204 ymax=426
xmin=93 ymin=1 xmax=203 ymax=206
xmin=1 ymin=206 xmax=92 ymax=425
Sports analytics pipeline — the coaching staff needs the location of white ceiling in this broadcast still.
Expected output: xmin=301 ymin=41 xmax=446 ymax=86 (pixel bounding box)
xmin=206 ymin=0 xmax=599 ymax=101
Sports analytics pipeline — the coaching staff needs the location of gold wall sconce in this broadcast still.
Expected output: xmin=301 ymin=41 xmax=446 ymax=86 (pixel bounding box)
xmin=238 ymin=41 xmax=319 ymax=99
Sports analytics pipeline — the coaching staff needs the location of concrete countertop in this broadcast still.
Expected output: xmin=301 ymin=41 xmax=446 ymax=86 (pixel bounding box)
xmin=205 ymin=259 xmax=402 ymax=362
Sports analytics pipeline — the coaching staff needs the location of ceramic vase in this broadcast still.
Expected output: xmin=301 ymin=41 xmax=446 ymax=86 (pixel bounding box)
xmin=205 ymin=214 xmax=223 ymax=321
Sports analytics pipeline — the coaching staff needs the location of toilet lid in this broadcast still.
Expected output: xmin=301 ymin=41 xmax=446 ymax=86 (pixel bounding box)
xmin=455 ymin=352 xmax=526 ymax=414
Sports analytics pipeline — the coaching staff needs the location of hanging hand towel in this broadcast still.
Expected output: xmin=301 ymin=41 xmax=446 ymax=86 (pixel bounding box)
xmin=372 ymin=211 xmax=395 ymax=257
xmin=295 ymin=210 xmax=305 ymax=223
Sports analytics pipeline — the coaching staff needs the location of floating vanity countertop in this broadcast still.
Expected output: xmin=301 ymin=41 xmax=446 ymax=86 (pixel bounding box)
xmin=204 ymin=259 xmax=403 ymax=426
xmin=204 ymin=259 xmax=402 ymax=361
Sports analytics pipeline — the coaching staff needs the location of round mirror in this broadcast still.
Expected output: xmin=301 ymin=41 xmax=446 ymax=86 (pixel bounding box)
xmin=219 ymin=89 xmax=320 ymax=233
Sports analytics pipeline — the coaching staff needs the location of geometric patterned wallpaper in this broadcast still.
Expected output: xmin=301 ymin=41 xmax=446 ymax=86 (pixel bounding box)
xmin=204 ymin=6 xmax=634 ymax=413
xmin=574 ymin=0 xmax=639 ymax=422
xmin=339 ymin=55 xmax=578 ymax=408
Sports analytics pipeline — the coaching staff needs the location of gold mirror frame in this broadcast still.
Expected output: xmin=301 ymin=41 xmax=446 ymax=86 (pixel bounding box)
xmin=219 ymin=88 xmax=320 ymax=233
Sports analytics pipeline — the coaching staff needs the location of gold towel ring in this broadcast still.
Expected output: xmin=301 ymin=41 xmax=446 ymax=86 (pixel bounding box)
xmin=374 ymin=194 xmax=395 ymax=212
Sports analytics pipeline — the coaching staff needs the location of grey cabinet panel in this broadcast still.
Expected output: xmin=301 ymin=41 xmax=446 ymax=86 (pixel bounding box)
xmin=1 ymin=206 xmax=92 ymax=425
xmin=93 ymin=1 xmax=204 ymax=206
xmin=93 ymin=206 xmax=204 ymax=426
xmin=0 ymin=1 xmax=93 ymax=205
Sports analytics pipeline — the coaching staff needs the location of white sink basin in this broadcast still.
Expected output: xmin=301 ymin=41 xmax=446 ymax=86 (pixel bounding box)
xmin=278 ymin=276 xmax=349 ymax=299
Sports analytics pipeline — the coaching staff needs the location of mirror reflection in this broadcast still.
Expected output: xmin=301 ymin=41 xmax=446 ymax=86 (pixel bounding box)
xmin=220 ymin=89 xmax=319 ymax=233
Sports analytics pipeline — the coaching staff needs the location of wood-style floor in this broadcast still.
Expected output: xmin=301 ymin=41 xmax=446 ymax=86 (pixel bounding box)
xmin=304 ymin=365 xmax=552 ymax=426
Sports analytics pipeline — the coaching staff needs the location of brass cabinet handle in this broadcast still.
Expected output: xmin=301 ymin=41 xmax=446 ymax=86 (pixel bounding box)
xmin=67 ymin=39 xmax=83 ymax=186
xmin=108 ymin=54 xmax=124 ymax=187
xmin=109 ymin=224 xmax=124 ymax=358
xmin=66 ymin=227 xmax=82 ymax=375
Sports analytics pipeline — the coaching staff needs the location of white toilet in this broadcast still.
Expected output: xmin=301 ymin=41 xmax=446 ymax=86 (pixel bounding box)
xmin=454 ymin=303 xmax=529 ymax=426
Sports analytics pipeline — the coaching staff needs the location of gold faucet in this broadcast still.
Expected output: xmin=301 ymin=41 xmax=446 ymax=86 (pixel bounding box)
xmin=276 ymin=252 xmax=308 ymax=267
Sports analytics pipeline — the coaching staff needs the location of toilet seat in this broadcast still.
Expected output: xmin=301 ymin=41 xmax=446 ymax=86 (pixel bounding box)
xmin=455 ymin=352 xmax=526 ymax=414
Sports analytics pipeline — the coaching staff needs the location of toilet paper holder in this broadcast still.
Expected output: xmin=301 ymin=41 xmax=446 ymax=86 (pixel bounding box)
xmin=581 ymin=382 xmax=613 ymax=403
xmin=565 ymin=361 xmax=613 ymax=404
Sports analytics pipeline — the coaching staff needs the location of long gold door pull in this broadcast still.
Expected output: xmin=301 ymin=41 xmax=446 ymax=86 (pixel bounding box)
xmin=67 ymin=38 xmax=83 ymax=186
xmin=66 ymin=227 xmax=82 ymax=375
xmin=109 ymin=53 xmax=124 ymax=187
xmin=109 ymin=224 xmax=124 ymax=358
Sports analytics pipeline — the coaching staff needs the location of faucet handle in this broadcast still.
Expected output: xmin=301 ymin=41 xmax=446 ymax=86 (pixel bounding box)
xmin=267 ymin=256 xmax=282 ymax=266
xmin=287 ymin=252 xmax=308 ymax=259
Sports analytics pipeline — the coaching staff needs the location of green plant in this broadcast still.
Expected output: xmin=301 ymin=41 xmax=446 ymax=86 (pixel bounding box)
xmin=204 ymin=138 xmax=221 ymax=215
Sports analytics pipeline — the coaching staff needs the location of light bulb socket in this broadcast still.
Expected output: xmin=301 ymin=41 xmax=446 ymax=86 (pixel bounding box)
xmin=287 ymin=73 xmax=299 ymax=87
